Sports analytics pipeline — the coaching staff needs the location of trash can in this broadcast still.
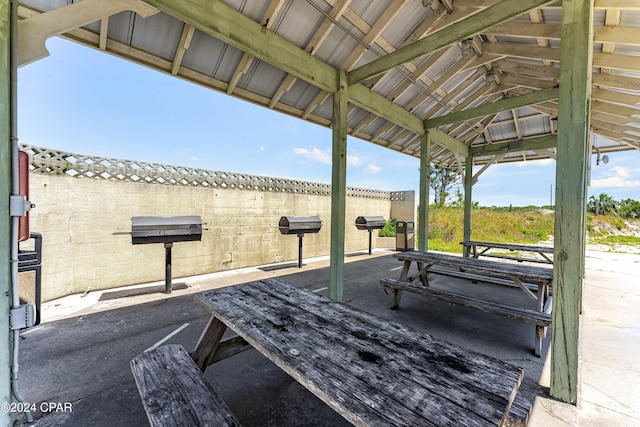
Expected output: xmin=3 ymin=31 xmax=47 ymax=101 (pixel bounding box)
xmin=395 ymin=221 xmax=415 ymax=251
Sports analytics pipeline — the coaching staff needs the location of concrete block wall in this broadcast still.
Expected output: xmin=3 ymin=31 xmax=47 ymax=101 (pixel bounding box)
xmin=23 ymin=173 xmax=409 ymax=301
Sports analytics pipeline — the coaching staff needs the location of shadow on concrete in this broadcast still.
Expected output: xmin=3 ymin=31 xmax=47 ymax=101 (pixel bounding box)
xmin=98 ymin=283 xmax=189 ymax=301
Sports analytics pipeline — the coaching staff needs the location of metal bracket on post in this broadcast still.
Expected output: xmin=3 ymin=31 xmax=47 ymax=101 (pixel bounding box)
xmin=10 ymin=304 xmax=35 ymax=330
xmin=9 ymin=194 xmax=34 ymax=217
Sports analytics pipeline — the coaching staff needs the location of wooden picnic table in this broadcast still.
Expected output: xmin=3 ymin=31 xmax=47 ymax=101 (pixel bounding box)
xmin=382 ymin=251 xmax=553 ymax=356
xmin=461 ymin=240 xmax=554 ymax=264
xmin=192 ymin=278 xmax=529 ymax=426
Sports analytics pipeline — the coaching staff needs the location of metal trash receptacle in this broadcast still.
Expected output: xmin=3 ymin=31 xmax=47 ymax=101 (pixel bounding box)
xmin=395 ymin=220 xmax=415 ymax=251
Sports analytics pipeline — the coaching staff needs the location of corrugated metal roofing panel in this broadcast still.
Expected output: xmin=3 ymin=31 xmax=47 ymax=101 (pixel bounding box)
xmin=15 ymin=0 xmax=640 ymax=168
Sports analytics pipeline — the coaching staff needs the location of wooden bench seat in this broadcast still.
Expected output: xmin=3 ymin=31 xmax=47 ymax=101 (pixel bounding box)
xmin=382 ymin=278 xmax=552 ymax=326
xmin=428 ymin=265 xmax=547 ymax=294
xmin=481 ymin=252 xmax=552 ymax=264
xmin=381 ymin=278 xmax=552 ymax=356
xmin=131 ymin=344 xmax=242 ymax=427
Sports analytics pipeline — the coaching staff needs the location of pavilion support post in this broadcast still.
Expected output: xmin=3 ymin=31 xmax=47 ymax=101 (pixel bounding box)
xmin=329 ymin=69 xmax=348 ymax=302
xmin=462 ymin=156 xmax=473 ymax=247
xmin=551 ymin=0 xmax=593 ymax=404
xmin=0 ymin=2 xmax=13 ymax=425
xmin=418 ymin=132 xmax=430 ymax=252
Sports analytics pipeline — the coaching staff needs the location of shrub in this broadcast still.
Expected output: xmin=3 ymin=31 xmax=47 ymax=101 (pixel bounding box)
xmin=378 ymin=218 xmax=397 ymax=237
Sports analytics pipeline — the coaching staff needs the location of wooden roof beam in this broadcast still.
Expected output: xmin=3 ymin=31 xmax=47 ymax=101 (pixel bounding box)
xmin=348 ymin=0 xmax=557 ymax=84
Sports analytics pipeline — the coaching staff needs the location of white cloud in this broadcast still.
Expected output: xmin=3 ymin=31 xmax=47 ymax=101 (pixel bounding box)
xmin=364 ymin=163 xmax=381 ymax=174
xmin=260 ymin=146 xmax=266 ymax=151
xmin=592 ymin=166 xmax=640 ymax=189
xmin=293 ymin=147 xmax=332 ymax=165
xmin=347 ymin=155 xmax=362 ymax=167
xmin=516 ymin=158 xmax=555 ymax=168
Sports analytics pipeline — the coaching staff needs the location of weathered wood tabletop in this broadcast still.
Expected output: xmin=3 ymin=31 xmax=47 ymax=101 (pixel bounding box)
xmin=192 ymin=278 xmax=526 ymax=427
xmin=461 ymin=240 xmax=554 ymax=264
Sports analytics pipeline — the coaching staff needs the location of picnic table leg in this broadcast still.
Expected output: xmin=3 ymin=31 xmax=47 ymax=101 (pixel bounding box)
xmin=390 ymin=289 xmax=403 ymax=309
xmin=191 ymin=316 xmax=227 ymax=371
xmin=389 ymin=260 xmax=413 ymax=309
xmin=534 ymin=282 xmax=551 ymax=357
xmin=399 ymin=260 xmax=411 ymax=281
xmin=416 ymin=262 xmax=429 ymax=287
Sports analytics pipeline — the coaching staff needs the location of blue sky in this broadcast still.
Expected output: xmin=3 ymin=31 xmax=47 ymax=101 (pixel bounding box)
xmin=18 ymin=37 xmax=640 ymax=207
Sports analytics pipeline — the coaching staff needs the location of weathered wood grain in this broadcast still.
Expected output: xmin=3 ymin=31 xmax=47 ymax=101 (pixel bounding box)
xmin=194 ymin=278 xmax=527 ymax=427
xmin=394 ymin=251 xmax=553 ymax=284
xmin=461 ymin=241 xmax=554 ymax=264
xmin=381 ymin=278 xmax=551 ymax=326
xmin=130 ymin=344 xmax=242 ymax=427
xmin=386 ymin=251 xmax=552 ymax=357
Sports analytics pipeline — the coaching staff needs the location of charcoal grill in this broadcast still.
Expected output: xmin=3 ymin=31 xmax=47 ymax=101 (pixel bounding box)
xmin=278 ymin=216 xmax=322 ymax=268
xmin=131 ymin=216 xmax=203 ymax=293
xmin=355 ymin=216 xmax=386 ymax=255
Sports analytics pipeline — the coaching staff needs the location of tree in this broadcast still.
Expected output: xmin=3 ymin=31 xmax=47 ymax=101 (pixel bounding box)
xmin=429 ymin=164 xmax=461 ymax=207
xmin=587 ymin=193 xmax=617 ymax=215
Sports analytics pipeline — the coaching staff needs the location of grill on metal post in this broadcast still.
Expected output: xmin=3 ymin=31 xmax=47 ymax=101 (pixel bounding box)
xmin=355 ymin=216 xmax=386 ymax=255
xmin=131 ymin=216 xmax=203 ymax=293
xmin=278 ymin=216 xmax=322 ymax=268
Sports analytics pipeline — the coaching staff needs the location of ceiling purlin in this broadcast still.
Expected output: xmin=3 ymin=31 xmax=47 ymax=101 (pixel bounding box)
xmin=143 ymin=0 xmax=338 ymax=92
xmin=302 ymin=0 xmax=408 ymax=126
xmin=441 ymin=87 xmax=499 ymax=137
xmin=592 ymin=88 xmax=640 ymax=107
xmin=599 ymin=5 xmax=620 ymax=75
xmin=464 ymin=113 xmax=502 ymax=147
xmin=365 ymin=4 xmax=450 ymax=91
xmin=408 ymin=53 xmax=473 ymax=117
xmin=421 ymin=69 xmax=486 ymax=118
xmin=267 ymin=0 xmax=350 ymax=108
xmin=531 ymin=103 xmax=640 ymax=147
xmin=342 ymin=3 xmax=452 ymax=143
xmin=171 ymin=24 xmax=195 ymax=76
xmin=227 ymin=0 xmax=286 ymax=95
xmin=302 ymin=0 xmax=404 ymax=123
xmin=426 ymin=87 xmax=559 ymax=129
xmin=347 ymin=0 xmax=557 ymax=85
xmin=141 ymin=0 xmax=431 ymax=139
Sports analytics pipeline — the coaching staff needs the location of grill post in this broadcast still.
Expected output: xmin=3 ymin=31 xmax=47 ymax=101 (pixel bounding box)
xmin=297 ymin=233 xmax=304 ymax=268
xmin=368 ymin=229 xmax=373 ymax=256
xmin=130 ymin=216 xmax=203 ymax=295
xmin=164 ymin=242 xmax=172 ymax=294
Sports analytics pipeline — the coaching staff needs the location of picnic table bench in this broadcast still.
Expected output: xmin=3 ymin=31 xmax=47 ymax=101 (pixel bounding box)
xmin=190 ymin=278 xmax=530 ymax=426
xmin=461 ymin=240 xmax=554 ymax=265
xmin=382 ymin=251 xmax=553 ymax=356
xmin=131 ymin=344 xmax=242 ymax=427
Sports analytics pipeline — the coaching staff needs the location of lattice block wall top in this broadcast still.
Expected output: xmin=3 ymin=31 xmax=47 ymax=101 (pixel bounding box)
xmin=20 ymin=144 xmax=401 ymax=200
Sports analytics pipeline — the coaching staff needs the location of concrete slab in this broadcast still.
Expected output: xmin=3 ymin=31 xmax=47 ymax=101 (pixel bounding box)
xmin=11 ymin=248 xmax=640 ymax=426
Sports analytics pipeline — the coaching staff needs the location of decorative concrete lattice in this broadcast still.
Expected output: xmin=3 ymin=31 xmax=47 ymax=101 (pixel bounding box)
xmin=20 ymin=144 xmax=401 ymax=200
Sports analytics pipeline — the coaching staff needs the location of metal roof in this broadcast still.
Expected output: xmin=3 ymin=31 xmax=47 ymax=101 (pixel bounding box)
xmin=17 ymin=0 xmax=640 ymax=169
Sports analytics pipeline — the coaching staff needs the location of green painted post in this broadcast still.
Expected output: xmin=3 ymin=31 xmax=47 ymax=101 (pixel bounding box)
xmin=418 ymin=132 xmax=430 ymax=252
xmin=463 ymin=157 xmax=473 ymax=246
xmin=329 ymin=69 xmax=348 ymax=302
xmin=551 ymin=0 xmax=593 ymax=404
xmin=0 ymin=2 xmax=13 ymax=425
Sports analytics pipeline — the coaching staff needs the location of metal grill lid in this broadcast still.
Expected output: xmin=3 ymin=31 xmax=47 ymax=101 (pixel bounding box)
xmin=355 ymin=216 xmax=386 ymax=230
xmin=278 ymin=216 xmax=322 ymax=235
xmin=131 ymin=215 xmax=203 ymax=244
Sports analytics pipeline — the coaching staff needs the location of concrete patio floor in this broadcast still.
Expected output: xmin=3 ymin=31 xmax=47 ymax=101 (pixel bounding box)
xmin=11 ymin=248 xmax=640 ymax=426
